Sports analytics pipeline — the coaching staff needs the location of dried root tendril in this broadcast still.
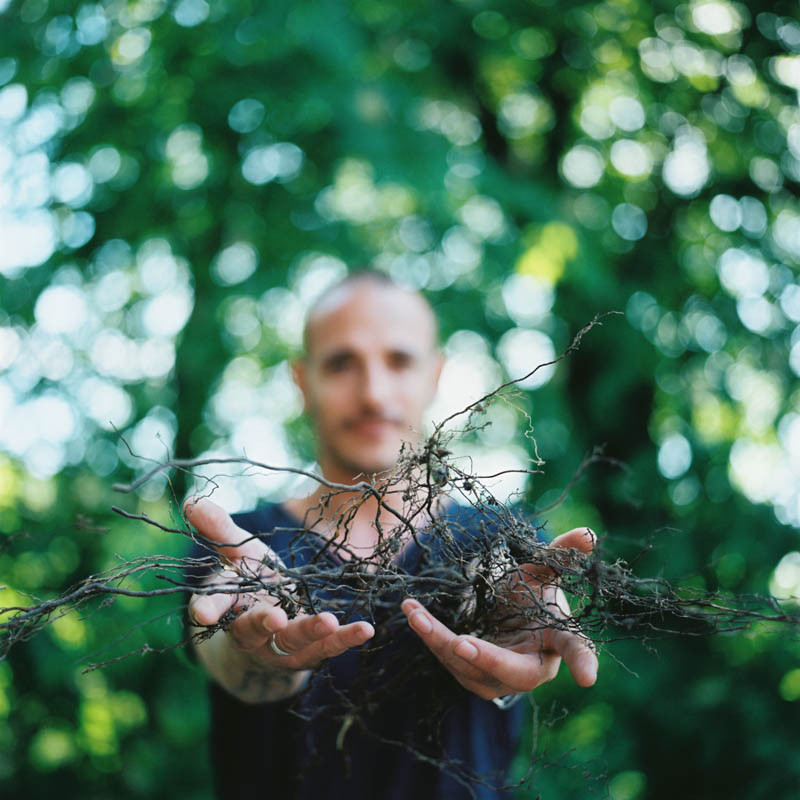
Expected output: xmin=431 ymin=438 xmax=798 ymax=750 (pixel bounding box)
xmin=2 ymin=313 xmax=798 ymax=794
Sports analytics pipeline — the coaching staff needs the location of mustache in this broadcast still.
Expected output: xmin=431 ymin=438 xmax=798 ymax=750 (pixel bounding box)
xmin=342 ymin=413 xmax=405 ymax=429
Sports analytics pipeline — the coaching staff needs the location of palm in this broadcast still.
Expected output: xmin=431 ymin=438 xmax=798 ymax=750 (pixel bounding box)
xmin=186 ymin=498 xmax=374 ymax=670
xmin=402 ymin=527 xmax=598 ymax=700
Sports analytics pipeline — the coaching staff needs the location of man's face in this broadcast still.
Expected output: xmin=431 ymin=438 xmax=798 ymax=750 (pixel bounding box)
xmin=294 ymin=282 xmax=442 ymax=480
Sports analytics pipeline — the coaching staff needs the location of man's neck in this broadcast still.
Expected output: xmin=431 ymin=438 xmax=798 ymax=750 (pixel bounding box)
xmin=283 ymin=482 xmax=403 ymax=555
xmin=282 ymin=461 xmax=443 ymax=557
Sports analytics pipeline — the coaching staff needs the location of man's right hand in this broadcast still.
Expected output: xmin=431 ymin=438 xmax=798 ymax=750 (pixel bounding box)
xmin=185 ymin=498 xmax=375 ymax=701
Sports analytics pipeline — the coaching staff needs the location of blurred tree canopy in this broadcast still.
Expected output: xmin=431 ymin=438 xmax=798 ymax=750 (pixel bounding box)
xmin=1 ymin=0 xmax=800 ymax=797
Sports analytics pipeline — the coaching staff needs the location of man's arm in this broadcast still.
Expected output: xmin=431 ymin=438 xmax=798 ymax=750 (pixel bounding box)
xmin=189 ymin=606 xmax=308 ymax=704
xmin=186 ymin=498 xmax=374 ymax=705
xmin=401 ymin=527 xmax=598 ymax=701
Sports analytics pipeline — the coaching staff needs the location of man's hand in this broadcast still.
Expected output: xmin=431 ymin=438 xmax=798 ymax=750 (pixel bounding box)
xmin=185 ymin=498 xmax=374 ymax=702
xmin=401 ymin=527 xmax=597 ymax=702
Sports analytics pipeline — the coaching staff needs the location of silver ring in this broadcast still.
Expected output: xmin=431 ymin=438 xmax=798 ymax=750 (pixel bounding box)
xmin=269 ymin=633 xmax=292 ymax=657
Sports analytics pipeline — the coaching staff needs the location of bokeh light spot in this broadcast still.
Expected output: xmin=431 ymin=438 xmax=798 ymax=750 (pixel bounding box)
xmin=242 ymin=142 xmax=304 ymax=185
xmin=0 ymin=83 xmax=27 ymax=122
xmin=610 ymin=140 xmax=652 ymax=179
xmin=228 ymin=98 xmax=265 ymax=134
xmin=561 ymin=145 xmax=604 ymax=188
xmin=657 ymin=433 xmax=692 ymax=479
xmin=211 ymin=241 xmax=259 ymax=286
xmin=692 ymin=1 xmax=741 ymax=36
xmin=611 ymin=203 xmax=647 ymax=241
xmin=663 ymin=132 xmax=710 ymax=197
xmin=172 ymin=0 xmax=209 ymax=27
xmin=770 ymin=551 xmax=800 ymax=601
xmin=609 ymin=96 xmax=645 ymax=132
xmin=709 ymin=194 xmax=741 ymax=231
xmin=34 ymin=285 xmax=89 ymax=334
xmin=52 ymin=162 xmax=93 ymax=207
xmin=496 ymin=328 xmax=556 ymax=390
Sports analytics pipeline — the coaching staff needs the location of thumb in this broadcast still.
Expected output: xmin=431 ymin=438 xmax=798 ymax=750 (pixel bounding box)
xmin=189 ymin=588 xmax=236 ymax=627
xmin=184 ymin=497 xmax=276 ymax=575
xmin=549 ymin=527 xmax=596 ymax=555
xmin=551 ymin=628 xmax=598 ymax=688
xmin=518 ymin=528 xmax=596 ymax=581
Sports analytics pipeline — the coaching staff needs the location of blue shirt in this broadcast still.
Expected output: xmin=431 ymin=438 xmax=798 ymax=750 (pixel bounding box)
xmin=188 ymin=503 xmax=525 ymax=800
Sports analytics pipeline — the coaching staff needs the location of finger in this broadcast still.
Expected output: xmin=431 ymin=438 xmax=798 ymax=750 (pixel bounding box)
xmin=189 ymin=591 xmax=235 ymax=626
xmin=188 ymin=565 xmax=264 ymax=627
xmin=401 ymin=599 xmax=486 ymax=683
xmin=295 ymin=621 xmax=375 ymax=664
xmin=230 ymin=602 xmax=289 ymax=649
xmin=549 ymin=527 xmax=596 ymax=554
xmin=550 ymin=628 xmax=598 ymax=687
xmin=449 ymin=635 xmax=561 ymax=692
xmin=273 ymin=611 xmax=341 ymax=653
xmin=403 ymin=600 xmax=549 ymax=698
xmin=184 ymin=497 xmax=278 ymax=574
xmin=518 ymin=527 xmax=596 ymax=583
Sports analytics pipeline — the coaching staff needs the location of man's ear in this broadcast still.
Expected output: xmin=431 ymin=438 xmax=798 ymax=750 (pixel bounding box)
xmin=429 ymin=350 xmax=444 ymax=402
xmin=291 ymin=359 xmax=310 ymax=411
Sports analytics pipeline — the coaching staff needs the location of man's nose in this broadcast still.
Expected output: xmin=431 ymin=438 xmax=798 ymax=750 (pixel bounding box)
xmin=359 ymin=362 xmax=392 ymax=409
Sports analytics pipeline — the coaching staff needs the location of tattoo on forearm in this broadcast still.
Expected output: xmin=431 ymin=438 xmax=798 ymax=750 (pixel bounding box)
xmin=237 ymin=667 xmax=298 ymax=702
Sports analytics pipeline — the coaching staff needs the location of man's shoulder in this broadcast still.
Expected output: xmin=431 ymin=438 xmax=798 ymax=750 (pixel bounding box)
xmin=438 ymin=501 xmax=534 ymax=532
xmin=232 ymin=502 xmax=318 ymax=565
xmin=429 ymin=502 xmax=542 ymax=562
xmin=231 ymin=501 xmax=292 ymax=534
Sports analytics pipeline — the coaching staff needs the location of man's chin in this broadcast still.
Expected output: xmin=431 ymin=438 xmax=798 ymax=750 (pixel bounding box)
xmin=348 ymin=459 xmax=399 ymax=479
xmin=334 ymin=447 xmax=404 ymax=480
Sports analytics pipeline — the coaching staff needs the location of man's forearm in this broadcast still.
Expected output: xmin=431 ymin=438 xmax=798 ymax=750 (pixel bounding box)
xmin=191 ymin=624 xmax=309 ymax=704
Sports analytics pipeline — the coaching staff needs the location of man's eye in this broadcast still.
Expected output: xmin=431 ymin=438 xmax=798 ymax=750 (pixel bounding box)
xmin=325 ymin=355 xmax=354 ymax=372
xmin=388 ymin=352 xmax=413 ymax=370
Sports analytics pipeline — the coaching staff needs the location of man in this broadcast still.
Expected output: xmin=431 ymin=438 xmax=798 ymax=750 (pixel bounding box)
xmin=185 ymin=271 xmax=597 ymax=799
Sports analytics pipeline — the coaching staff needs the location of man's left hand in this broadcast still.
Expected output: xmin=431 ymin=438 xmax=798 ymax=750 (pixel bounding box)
xmin=401 ymin=527 xmax=598 ymax=701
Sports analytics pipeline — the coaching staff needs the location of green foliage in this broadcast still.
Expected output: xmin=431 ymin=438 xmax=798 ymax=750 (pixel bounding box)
xmin=1 ymin=0 xmax=799 ymax=796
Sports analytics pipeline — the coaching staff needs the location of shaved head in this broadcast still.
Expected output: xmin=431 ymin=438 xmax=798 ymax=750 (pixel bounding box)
xmin=302 ymin=271 xmax=438 ymax=359
xmin=293 ymin=270 xmax=443 ymax=480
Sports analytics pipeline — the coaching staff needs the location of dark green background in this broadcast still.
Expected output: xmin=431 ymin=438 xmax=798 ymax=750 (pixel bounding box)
xmin=1 ymin=0 xmax=799 ymax=797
